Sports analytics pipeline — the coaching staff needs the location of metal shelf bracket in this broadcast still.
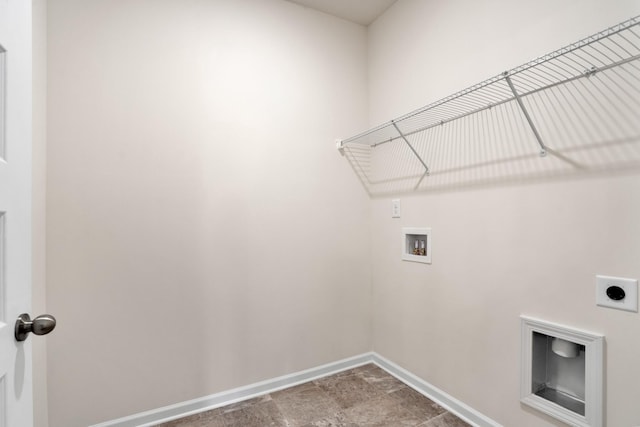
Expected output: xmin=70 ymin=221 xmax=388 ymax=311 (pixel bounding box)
xmin=391 ymin=120 xmax=430 ymax=189
xmin=504 ymin=71 xmax=548 ymax=157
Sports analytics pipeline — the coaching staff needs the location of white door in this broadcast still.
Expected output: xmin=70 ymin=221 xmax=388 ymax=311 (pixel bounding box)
xmin=0 ymin=0 xmax=34 ymax=426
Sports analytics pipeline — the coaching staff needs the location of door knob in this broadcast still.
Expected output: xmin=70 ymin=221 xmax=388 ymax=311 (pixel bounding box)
xmin=15 ymin=313 xmax=56 ymax=342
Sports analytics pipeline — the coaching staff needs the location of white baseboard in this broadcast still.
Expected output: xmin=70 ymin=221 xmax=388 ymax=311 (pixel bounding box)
xmin=91 ymin=352 xmax=501 ymax=427
xmin=372 ymin=353 xmax=503 ymax=427
xmin=89 ymin=353 xmax=373 ymax=427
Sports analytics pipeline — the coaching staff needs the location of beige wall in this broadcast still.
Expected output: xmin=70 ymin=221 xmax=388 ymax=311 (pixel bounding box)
xmin=44 ymin=1 xmax=640 ymax=426
xmin=368 ymin=1 xmax=640 ymax=426
xmin=32 ymin=0 xmax=48 ymax=426
xmin=46 ymin=1 xmax=371 ymax=426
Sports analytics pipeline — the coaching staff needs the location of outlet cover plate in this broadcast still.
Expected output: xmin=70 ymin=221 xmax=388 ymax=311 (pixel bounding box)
xmin=596 ymin=275 xmax=638 ymax=312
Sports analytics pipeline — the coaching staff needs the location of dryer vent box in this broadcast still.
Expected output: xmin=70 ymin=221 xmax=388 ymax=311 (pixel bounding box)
xmin=521 ymin=316 xmax=604 ymax=427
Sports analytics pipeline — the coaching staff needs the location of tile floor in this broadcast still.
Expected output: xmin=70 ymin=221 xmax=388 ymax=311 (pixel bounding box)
xmin=155 ymin=364 xmax=471 ymax=427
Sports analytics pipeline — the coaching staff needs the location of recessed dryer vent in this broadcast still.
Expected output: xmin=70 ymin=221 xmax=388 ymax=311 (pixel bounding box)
xmin=521 ymin=316 xmax=604 ymax=427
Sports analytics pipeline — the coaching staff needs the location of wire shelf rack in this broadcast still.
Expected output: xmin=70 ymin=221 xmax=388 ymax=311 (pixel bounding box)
xmin=338 ymin=16 xmax=640 ymax=196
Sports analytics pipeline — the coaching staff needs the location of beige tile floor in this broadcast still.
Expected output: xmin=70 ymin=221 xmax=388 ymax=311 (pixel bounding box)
xmin=155 ymin=364 xmax=471 ymax=427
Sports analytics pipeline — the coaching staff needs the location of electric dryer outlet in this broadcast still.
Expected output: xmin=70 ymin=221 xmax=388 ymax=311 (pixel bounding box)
xmin=595 ymin=275 xmax=638 ymax=312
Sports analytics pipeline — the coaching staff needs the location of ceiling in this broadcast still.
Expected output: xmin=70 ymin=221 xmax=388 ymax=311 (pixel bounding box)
xmin=286 ymin=0 xmax=398 ymax=26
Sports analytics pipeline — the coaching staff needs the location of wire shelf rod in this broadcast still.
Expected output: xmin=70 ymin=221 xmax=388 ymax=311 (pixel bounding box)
xmin=551 ymin=56 xmax=586 ymax=76
xmin=536 ymin=59 xmax=578 ymax=80
xmin=616 ymin=30 xmax=640 ymax=55
xmin=586 ymin=74 xmax=636 ymax=127
xmin=598 ymin=38 xmax=630 ymax=61
xmin=373 ymin=83 xmax=562 ymax=147
xmin=586 ymin=42 xmax=621 ymax=63
xmin=530 ymin=91 xmax=568 ymax=148
xmin=573 ymin=79 xmax=621 ymax=138
xmin=342 ymin=16 xmax=640 ymax=148
xmin=389 ymin=76 xmax=507 ymax=124
xmin=617 ymin=61 xmax=640 ymax=84
xmin=337 ymin=16 xmax=640 ymax=196
xmin=607 ymin=68 xmax=640 ymax=99
xmin=345 ymin=149 xmax=372 ymax=185
xmin=513 ymin=72 xmax=551 ymax=92
xmin=566 ymin=80 xmax=609 ymax=141
xmin=506 ymin=16 xmax=639 ymax=78
xmin=578 ymin=47 xmax=615 ymax=69
xmin=551 ymin=83 xmax=594 ymax=142
xmin=524 ymin=66 xmax=563 ymax=85
xmin=372 ymin=50 xmax=640 ymax=148
xmin=603 ymin=73 xmax=640 ymax=126
xmin=348 ymin=52 xmax=640 ymax=149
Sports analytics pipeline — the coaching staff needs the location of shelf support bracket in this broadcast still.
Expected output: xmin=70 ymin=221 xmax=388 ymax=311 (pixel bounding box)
xmin=504 ymin=72 xmax=548 ymax=157
xmin=391 ymin=121 xmax=430 ymax=188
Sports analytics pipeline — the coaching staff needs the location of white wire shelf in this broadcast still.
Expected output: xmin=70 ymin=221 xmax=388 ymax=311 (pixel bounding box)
xmin=338 ymin=16 xmax=640 ymax=196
